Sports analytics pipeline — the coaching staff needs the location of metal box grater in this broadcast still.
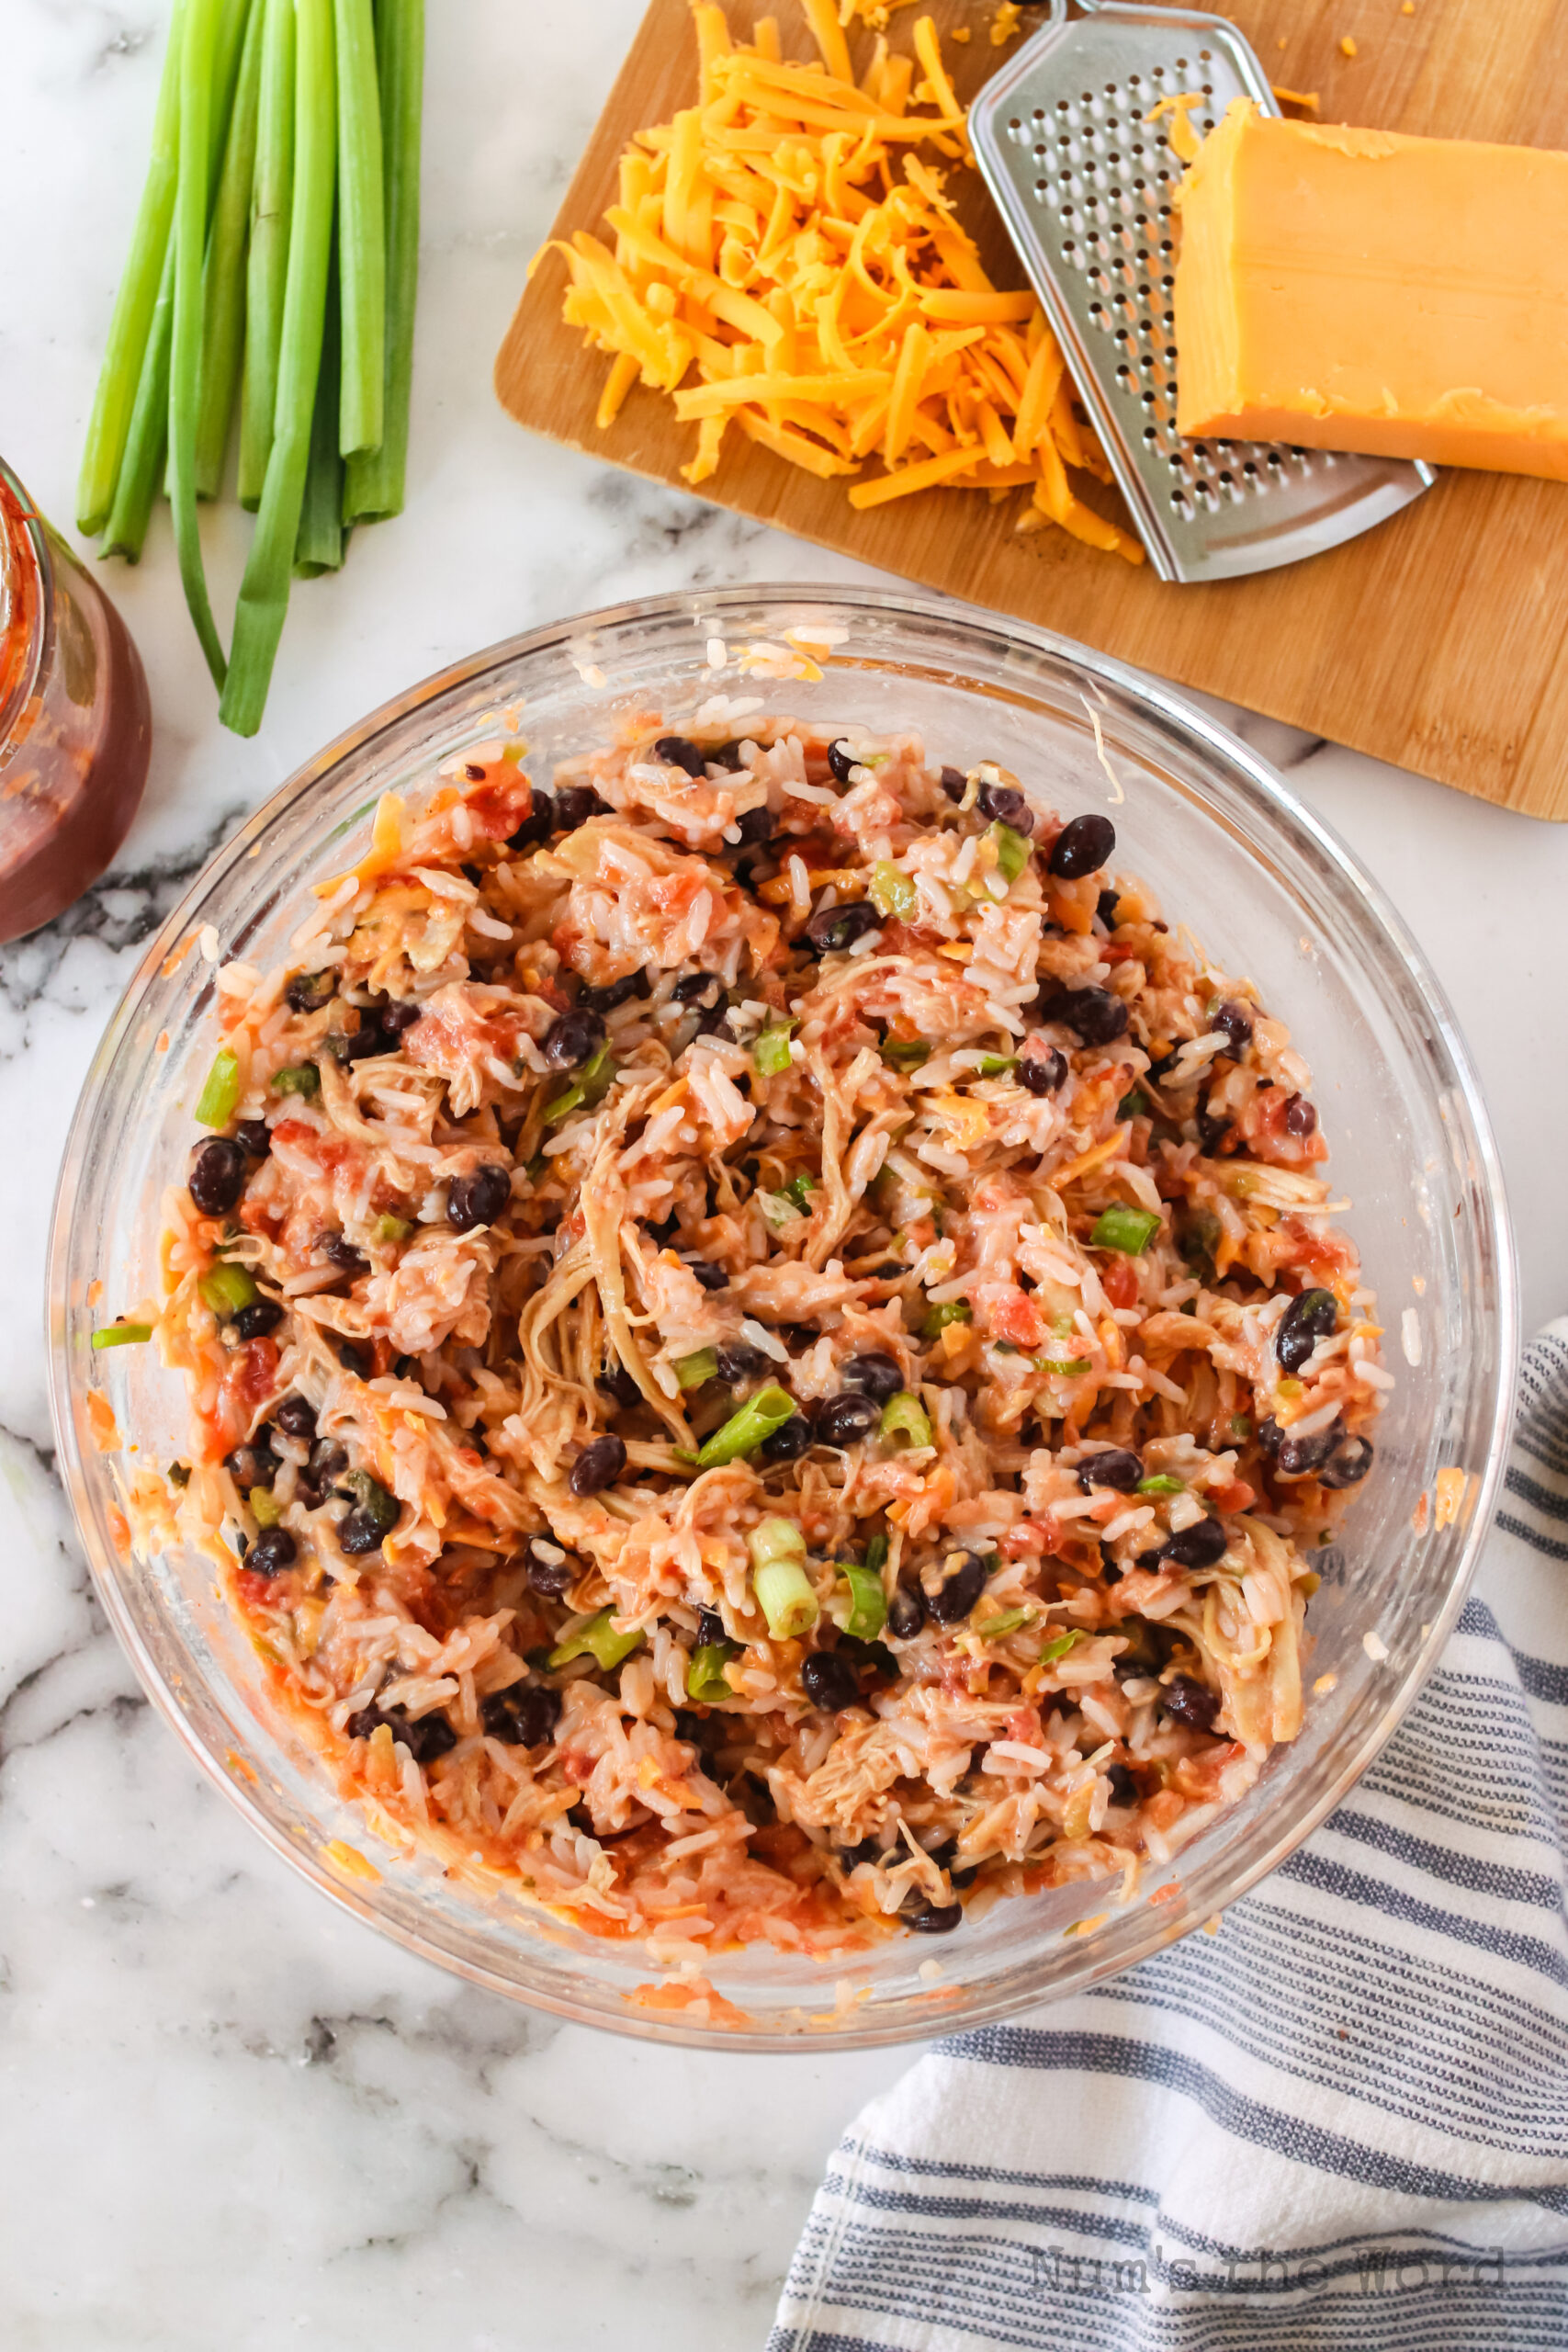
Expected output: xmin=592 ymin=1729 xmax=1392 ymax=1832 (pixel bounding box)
xmin=969 ymin=2 xmax=1436 ymax=582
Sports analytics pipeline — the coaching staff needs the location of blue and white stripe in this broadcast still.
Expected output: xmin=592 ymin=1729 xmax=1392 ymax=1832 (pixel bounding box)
xmin=770 ymin=1325 xmax=1568 ymax=2351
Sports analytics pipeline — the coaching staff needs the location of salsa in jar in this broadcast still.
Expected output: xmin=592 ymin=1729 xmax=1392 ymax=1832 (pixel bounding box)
xmin=0 ymin=458 xmax=152 ymax=944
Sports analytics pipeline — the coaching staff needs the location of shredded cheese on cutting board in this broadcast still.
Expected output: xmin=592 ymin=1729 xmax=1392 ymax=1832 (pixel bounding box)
xmin=530 ymin=1 xmax=1142 ymax=558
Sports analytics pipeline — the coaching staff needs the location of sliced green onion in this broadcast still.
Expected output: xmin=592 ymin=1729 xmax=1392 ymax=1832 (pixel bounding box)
xmin=1117 ymin=1089 xmax=1149 ymax=1120
xmin=976 ymin=1608 xmax=1032 ymax=1641
xmin=870 ymin=861 xmax=916 ymax=920
xmin=271 ymin=1062 xmax=321 ymax=1097
xmin=919 ymin=1299 xmax=972 ymax=1341
xmin=880 ymin=1390 xmax=931 ymax=1449
xmin=333 ymin=0 xmax=386 ymax=459
xmin=92 ymin=1321 xmax=154 ymax=1351
xmin=1035 ymin=1357 xmax=1091 ymax=1377
xmin=863 ymin=1532 xmax=888 ymax=1576
xmin=759 ymin=1189 xmax=807 ymax=1231
xmin=1038 ymin=1629 xmax=1087 ymax=1666
xmin=752 ymin=1556 xmax=819 ymax=1641
xmin=547 ymin=1607 xmax=645 ymax=1675
xmin=1137 ymin=1474 xmax=1185 ymax=1495
xmin=169 ymin=0 xmax=231 ymax=694
xmin=239 ymin=0 xmax=296 ymax=507
xmin=699 ymin=1385 xmax=797 ymax=1469
xmin=686 ymin=1642 xmax=739 ymax=1702
xmin=194 ymin=0 xmax=265 ymax=500
xmin=1230 ymin=1413 xmax=1253 ymax=1439
xmin=674 ymin=1348 xmax=718 ymax=1391
xmin=881 ymin=1037 xmax=930 ymax=1069
xmin=1090 ymin=1204 xmax=1163 ymax=1255
xmin=78 ymin=0 xmax=187 ymax=534
xmin=752 ymin=1021 xmax=795 ymax=1077
xmin=220 ymin=0 xmax=337 ymax=736
xmin=748 ymin=1516 xmax=807 ymax=1569
xmin=543 ymin=1044 xmax=616 ymax=1125
xmin=195 ymin=1048 xmax=242 ymax=1126
xmin=251 ymin=1486 xmax=283 ymax=1527
xmin=990 ymin=820 xmax=1031 ymax=883
xmin=976 ymin=1053 xmax=1016 ymax=1076
xmin=343 ymin=0 xmax=423 ymax=523
xmin=199 ymin=1261 xmax=260 ymax=1317
xmin=784 ymin=1172 xmax=818 ymax=1212
xmin=376 ymin=1214 xmax=414 ymax=1242
xmin=833 ymin=1561 xmax=886 ymax=1640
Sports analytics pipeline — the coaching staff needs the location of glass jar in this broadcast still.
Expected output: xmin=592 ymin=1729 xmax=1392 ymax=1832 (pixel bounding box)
xmin=0 ymin=457 xmax=152 ymax=943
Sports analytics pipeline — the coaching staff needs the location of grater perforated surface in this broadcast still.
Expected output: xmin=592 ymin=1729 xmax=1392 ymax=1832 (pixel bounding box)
xmin=970 ymin=3 xmax=1435 ymax=582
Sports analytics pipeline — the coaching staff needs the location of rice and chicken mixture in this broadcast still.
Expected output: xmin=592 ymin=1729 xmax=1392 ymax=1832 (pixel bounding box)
xmin=118 ymin=699 xmax=1386 ymax=1961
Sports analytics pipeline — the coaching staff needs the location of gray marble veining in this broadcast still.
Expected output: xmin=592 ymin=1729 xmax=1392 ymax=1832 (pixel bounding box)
xmin=4 ymin=3 xmax=1567 ymax=2346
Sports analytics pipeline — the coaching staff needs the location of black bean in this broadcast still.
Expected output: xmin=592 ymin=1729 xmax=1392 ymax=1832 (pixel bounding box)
xmin=336 ymin=1339 xmax=372 ymax=1376
xmin=448 ymin=1164 xmax=512 ymax=1232
xmin=805 ymin=899 xmax=880 ymax=955
xmin=1275 ymin=1421 xmax=1343 ymax=1478
xmin=815 ymin=1392 xmax=880 ymax=1445
xmin=322 ymin=1233 xmax=369 ymax=1275
xmin=570 ymin=1434 xmax=627 ymax=1496
xmin=507 ymin=789 xmax=554 ymax=850
xmin=541 ymin=1006 xmax=607 ymax=1069
xmin=837 ymin=1833 xmax=885 ymax=1868
xmin=801 ymin=1651 xmax=861 ymax=1712
xmin=247 ymin=1526 xmax=298 ymax=1577
xmin=234 ymin=1119 xmax=272 ymax=1159
xmin=684 ymin=1258 xmax=729 ymax=1291
xmin=597 ymin=1366 xmax=643 ymax=1409
xmin=1048 ymin=813 xmax=1117 ymax=878
xmin=189 ymin=1137 xmax=247 ymax=1216
xmin=1212 ymin=1000 xmax=1254 ymax=1057
xmin=939 ymin=764 xmax=967 ymax=802
xmin=734 ymin=804 xmax=774 ymax=845
xmin=645 ymin=1210 xmax=681 ymax=1246
xmin=233 ymin=1299 xmax=284 ymax=1340
xmin=553 ymin=784 xmax=606 ymax=832
xmin=674 ymin=1707 xmax=728 ymax=1754
xmin=378 ymin=998 xmax=422 ymax=1038
xmin=760 ymin=1416 xmax=814 ymax=1463
xmin=1276 ymin=1287 xmax=1338 ymax=1374
xmin=715 ymin=1343 xmax=767 ymax=1383
xmin=1161 ymin=1516 xmax=1229 ymax=1569
xmin=1145 ymin=1048 xmax=1182 ymax=1083
xmin=887 ymin=1584 xmax=927 ymax=1639
xmin=653 ymin=735 xmax=705 ymax=776
xmin=841 ymin=1351 xmax=904 ymax=1405
xmin=285 ymin=968 xmax=336 ymax=1014
xmin=348 ymin=1704 xmax=457 ymax=1765
xmin=1255 ymin=1416 xmax=1282 ymax=1457
xmin=1284 ymin=1097 xmax=1318 ymax=1138
xmin=1106 ymin=1762 xmax=1136 ymax=1804
xmin=326 ymin=1021 xmax=390 ymax=1065
xmin=481 ymin=1685 xmax=561 ymax=1747
xmin=976 ymin=779 xmax=1033 ymax=833
xmin=1038 ymin=986 xmax=1128 ymax=1046
xmin=336 ymin=1471 xmax=400 ymax=1552
xmin=1096 ymin=888 xmax=1120 ymax=929
xmin=826 ymin=739 xmax=859 ymax=784
xmin=1196 ymin=1110 xmax=1232 ymax=1155
xmin=711 ymin=740 xmax=749 ymax=773
xmin=305 ymin=1436 xmax=347 ymax=1487
xmin=1319 ymin=1433 xmax=1374 ymax=1489
xmin=464 ymin=763 xmax=487 ymax=783
xmin=924 ymin=1549 xmax=987 ymax=1623
xmin=226 ymin=1442 xmax=278 ymax=1490
xmin=525 ymin=1536 xmax=580 ymax=1597
xmin=1162 ymin=1674 xmax=1219 ymax=1732
xmin=1018 ymin=1047 xmax=1068 ymax=1096
xmin=275 ymin=1393 xmax=318 ymax=1442
xmin=672 ymin=970 xmax=721 ymax=1003
xmin=695 ymin=1606 xmax=727 ymax=1647
xmin=904 ymin=1900 xmax=963 ymax=1934
xmin=1078 ymin=1447 xmax=1143 ymax=1494
xmin=582 ymin=970 xmax=649 ymax=1013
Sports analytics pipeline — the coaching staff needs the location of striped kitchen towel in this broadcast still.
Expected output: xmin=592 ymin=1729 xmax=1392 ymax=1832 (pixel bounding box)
xmin=770 ymin=1324 xmax=1568 ymax=2352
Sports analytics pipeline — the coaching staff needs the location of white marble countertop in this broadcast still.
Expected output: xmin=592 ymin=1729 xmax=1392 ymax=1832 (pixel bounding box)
xmin=4 ymin=5 xmax=1567 ymax=2346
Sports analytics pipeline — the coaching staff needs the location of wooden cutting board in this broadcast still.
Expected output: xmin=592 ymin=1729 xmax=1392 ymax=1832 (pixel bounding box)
xmin=496 ymin=0 xmax=1568 ymax=820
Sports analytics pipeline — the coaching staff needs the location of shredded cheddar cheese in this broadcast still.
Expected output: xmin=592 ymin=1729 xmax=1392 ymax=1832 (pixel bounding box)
xmin=534 ymin=1 xmax=1141 ymax=559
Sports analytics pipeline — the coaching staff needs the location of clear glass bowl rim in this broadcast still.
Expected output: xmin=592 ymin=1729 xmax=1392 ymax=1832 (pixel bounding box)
xmin=46 ymin=582 xmax=1518 ymax=2051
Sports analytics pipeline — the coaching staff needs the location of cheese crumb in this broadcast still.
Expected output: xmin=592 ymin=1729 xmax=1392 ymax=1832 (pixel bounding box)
xmin=1435 ymin=1466 xmax=1468 ymax=1529
xmin=1340 ymin=33 xmax=1359 ymax=56
xmin=1313 ymin=1671 xmax=1338 ymax=1694
xmin=990 ymin=1 xmax=1022 ymax=44
xmin=1362 ymin=1629 xmax=1389 ymax=1663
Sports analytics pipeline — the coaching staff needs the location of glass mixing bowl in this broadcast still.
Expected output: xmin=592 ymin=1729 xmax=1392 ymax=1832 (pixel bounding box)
xmin=46 ymin=586 xmax=1516 ymax=2050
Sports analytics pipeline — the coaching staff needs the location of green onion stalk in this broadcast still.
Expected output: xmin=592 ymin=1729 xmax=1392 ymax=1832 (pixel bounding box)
xmin=194 ymin=0 xmax=265 ymax=500
xmin=169 ymin=0 xmax=231 ymax=693
xmin=239 ymin=0 xmax=297 ymax=507
xmin=344 ymin=0 xmax=423 ymax=522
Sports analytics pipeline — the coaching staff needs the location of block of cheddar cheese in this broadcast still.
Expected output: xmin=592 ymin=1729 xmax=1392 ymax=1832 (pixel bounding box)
xmin=1174 ymin=99 xmax=1568 ymax=480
